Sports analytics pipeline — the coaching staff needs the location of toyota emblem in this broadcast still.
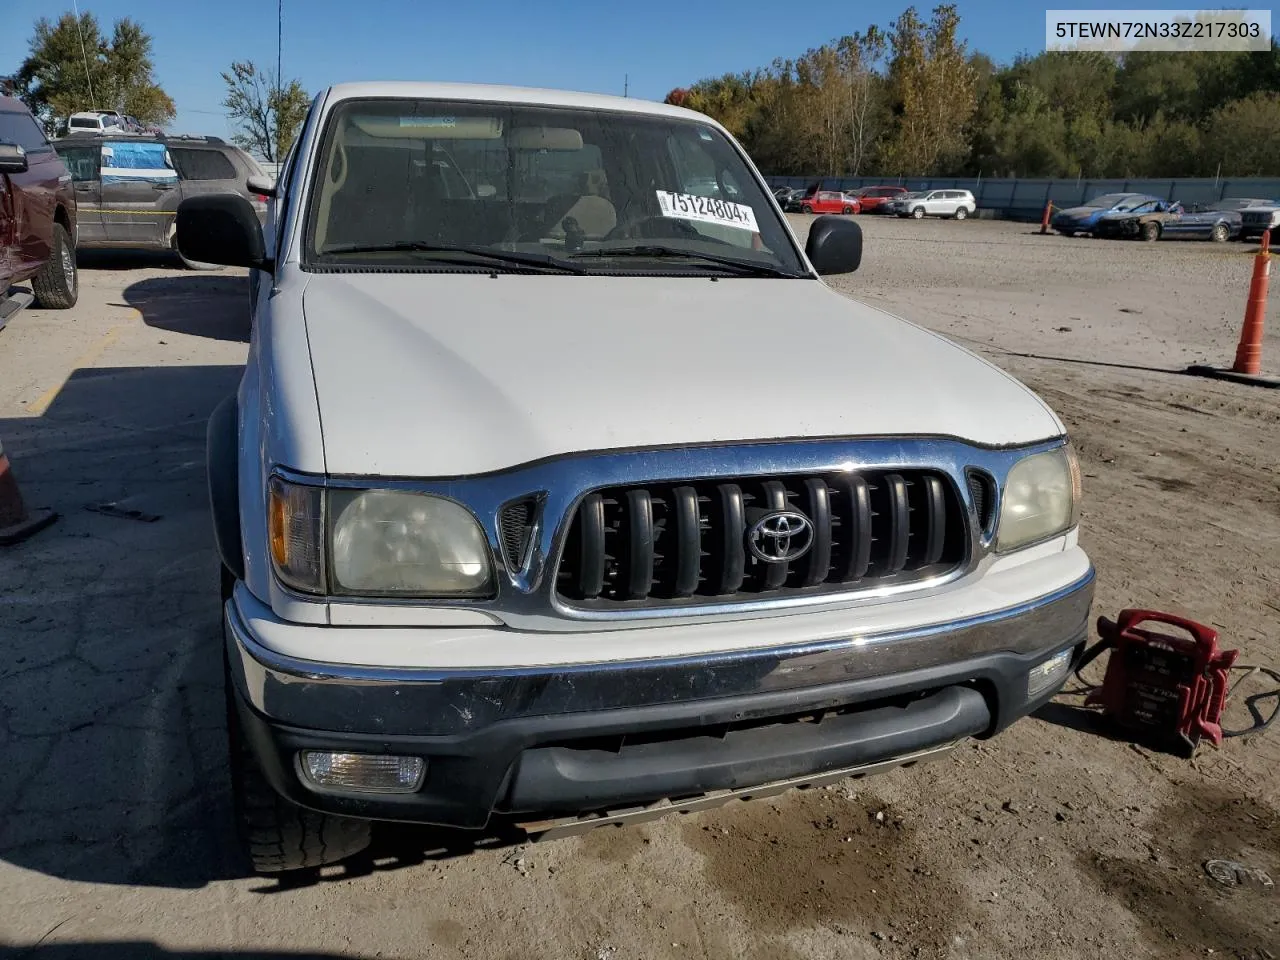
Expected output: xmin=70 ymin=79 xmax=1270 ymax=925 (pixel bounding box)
xmin=746 ymin=510 xmax=814 ymax=563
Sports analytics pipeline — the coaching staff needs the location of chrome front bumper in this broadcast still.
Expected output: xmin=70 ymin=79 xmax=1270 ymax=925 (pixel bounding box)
xmin=226 ymin=567 xmax=1095 ymax=739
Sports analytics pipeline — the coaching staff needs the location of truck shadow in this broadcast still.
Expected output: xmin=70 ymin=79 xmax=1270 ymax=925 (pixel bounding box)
xmin=3 ymin=945 xmax=369 ymax=960
xmin=75 ymin=249 xmax=185 ymax=272
xmin=0 ymin=362 xmax=528 ymax=891
xmin=0 ymin=363 xmax=244 ymax=889
xmin=122 ymin=275 xmax=251 ymax=343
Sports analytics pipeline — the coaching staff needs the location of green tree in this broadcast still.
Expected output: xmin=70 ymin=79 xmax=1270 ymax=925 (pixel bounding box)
xmin=222 ymin=61 xmax=310 ymax=163
xmin=1201 ymin=92 xmax=1280 ymax=177
xmin=666 ymin=6 xmax=1280 ymax=178
xmin=16 ymin=12 xmax=175 ymax=131
xmin=883 ymin=4 xmax=977 ymax=175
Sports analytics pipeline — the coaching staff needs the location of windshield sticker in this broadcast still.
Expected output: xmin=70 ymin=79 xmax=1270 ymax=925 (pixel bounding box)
xmin=400 ymin=116 xmax=457 ymax=128
xmin=698 ymin=128 xmax=713 ymax=140
xmin=656 ymin=191 xmax=759 ymax=232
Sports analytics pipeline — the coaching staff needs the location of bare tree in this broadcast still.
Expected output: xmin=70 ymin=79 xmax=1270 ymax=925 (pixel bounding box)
xmin=221 ymin=60 xmax=308 ymax=163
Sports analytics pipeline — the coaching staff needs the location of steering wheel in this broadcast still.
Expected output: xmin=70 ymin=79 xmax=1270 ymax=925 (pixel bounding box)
xmin=605 ymin=215 xmax=702 ymax=242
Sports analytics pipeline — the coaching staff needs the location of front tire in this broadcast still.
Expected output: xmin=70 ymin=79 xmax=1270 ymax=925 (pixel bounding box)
xmin=842 ymin=206 xmax=853 ymax=215
xmin=1210 ymin=222 xmax=1229 ymax=243
xmin=911 ymin=206 xmax=925 ymax=219
xmin=32 ymin=223 xmax=78 ymax=309
xmin=224 ymin=601 xmax=371 ymax=873
xmin=801 ymin=205 xmax=813 ymax=215
xmin=1141 ymin=221 xmax=1161 ymax=242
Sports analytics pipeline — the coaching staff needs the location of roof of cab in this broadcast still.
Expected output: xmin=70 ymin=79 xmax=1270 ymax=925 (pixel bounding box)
xmin=320 ymin=82 xmax=714 ymax=125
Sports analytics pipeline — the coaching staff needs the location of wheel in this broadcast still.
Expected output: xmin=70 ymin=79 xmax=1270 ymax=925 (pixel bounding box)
xmin=1141 ymin=221 xmax=1161 ymax=242
xmin=911 ymin=206 xmax=925 ymax=219
xmin=954 ymin=207 xmax=969 ymax=221
xmin=842 ymin=206 xmax=853 ymax=215
xmin=1058 ymin=229 xmax=1075 ymax=238
xmin=31 ymin=223 xmax=78 ymax=308
xmin=801 ymin=205 xmax=813 ymax=214
xmin=1210 ymin=222 xmax=1229 ymax=243
xmin=171 ymin=226 xmax=222 ymax=271
xmin=224 ymin=604 xmax=371 ymax=873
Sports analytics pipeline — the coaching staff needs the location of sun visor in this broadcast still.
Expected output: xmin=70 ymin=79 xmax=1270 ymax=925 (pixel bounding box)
xmin=509 ymin=126 xmax=583 ymax=151
xmin=350 ymin=115 xmax=504 ymax=139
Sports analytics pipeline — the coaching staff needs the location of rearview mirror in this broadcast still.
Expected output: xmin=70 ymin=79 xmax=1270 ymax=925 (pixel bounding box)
xmin=176 ymin=194 xmax=270 ymax=272
xmin=0 ymin=141 xmax=28 ymax=174
xmin=805 ymin=216 xmax=862 ymax=275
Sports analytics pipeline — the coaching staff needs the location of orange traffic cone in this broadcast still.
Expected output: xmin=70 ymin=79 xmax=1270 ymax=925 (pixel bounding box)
xmin=1232 ymin=229 xmax=1271 ymax=375
xmin=0 ymin=439 xmax=57 ymax=546
xmin=1187 ymin=230 xmax=1279 ymax=388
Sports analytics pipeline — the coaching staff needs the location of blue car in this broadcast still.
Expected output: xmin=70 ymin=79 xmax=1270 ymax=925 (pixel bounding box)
xmin=1051 ymin=193 xmax=1165 ymax=236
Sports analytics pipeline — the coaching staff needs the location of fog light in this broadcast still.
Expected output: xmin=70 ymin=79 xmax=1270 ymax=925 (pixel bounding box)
xmin=1027 ymin=649 xmax=1073 ymax=700
xmin=298 ymin=751 xmax=426 ymax=794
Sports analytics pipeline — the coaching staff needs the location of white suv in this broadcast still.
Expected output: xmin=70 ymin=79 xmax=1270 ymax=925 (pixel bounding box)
xmin=178 ymin=82 xmax=1091 ymax=872
xmin=898 ymin=189 xmax=976 ymax=220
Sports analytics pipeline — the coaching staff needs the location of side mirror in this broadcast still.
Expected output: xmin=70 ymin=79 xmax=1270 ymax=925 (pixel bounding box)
xmin=246 ymin=174 xmax=277 ymax=198
xmin=0 ymin=141 xmax=28 ymax=174
xmin=176 ymin=194 xmax=271 ymax=271
xmin=805 ymin=215 xmax=862 ymax=275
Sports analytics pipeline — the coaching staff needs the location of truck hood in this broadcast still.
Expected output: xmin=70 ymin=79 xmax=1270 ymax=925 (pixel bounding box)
xmin=301 ymin=274 xmax=1062 ymax=477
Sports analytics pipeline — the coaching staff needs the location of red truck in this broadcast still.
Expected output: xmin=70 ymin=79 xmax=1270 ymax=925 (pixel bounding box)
xmin=1 ymin=95 xmax=78 ymax=328
xmin=854 ymin=185 xmax=908 ymax=213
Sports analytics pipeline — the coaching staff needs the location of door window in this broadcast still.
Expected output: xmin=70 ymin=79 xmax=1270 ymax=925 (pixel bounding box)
xmin=56 ymin=146 xmax=100 ymax=181
xmin=0 ymin=110 xmax=53 ymax=154
xmin=101 ymin=140 xmax=177 ymax=185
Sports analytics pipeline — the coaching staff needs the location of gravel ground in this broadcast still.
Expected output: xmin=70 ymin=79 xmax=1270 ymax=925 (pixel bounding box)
xmin=0 ymin=222 xmax=1276 ymax=960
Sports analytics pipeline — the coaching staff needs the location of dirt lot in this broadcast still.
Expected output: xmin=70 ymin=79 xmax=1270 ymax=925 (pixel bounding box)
xmin=1 ymin=220 xmax=1277 ymax=960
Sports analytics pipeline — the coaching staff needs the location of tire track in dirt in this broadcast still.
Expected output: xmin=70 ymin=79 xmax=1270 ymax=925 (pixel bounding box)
xmin=682 ymin=788 xmax=979 ymax=958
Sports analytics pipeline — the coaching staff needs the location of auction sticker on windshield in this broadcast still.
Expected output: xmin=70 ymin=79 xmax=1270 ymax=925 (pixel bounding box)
xmin=656 ymin=191 xmax=759 ymax=232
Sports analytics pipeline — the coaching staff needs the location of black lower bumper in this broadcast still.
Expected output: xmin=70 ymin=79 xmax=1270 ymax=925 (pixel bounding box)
xmin=228 ymin=569 xmax=1092 ymax=827
xmin=231 ymin=638 xmax=1086 ymax=828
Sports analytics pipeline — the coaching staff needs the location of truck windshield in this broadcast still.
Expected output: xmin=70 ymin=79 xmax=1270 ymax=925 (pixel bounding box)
xmin=304 ymin=98 xmax=806 ymax=276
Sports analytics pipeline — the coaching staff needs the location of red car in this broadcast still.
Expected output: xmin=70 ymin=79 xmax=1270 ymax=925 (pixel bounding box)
xmin=0 ymin=95 xmax=78 ymax=325
xmin=799 ymin=189 xmax=860 ymax=215
xmin=854 ymin=185 xmax=908 ymax=213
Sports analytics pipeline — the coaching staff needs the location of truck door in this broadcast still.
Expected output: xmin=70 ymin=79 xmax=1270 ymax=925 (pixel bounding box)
xmin=0 ymin=168 xmax=14 ymax=284
xmin=55 ymin=144 xmax=104 ymax=243
xmin=100 ymin=140 xmax=177 ymax=244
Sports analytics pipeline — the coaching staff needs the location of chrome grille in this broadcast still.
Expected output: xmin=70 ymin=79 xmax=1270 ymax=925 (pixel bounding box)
xmin=556 ymin=470 xmax=966 ymax=607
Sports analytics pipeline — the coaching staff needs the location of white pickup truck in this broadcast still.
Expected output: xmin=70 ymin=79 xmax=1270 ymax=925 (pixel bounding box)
xmin=178 ymin=82 xmax=1093 ymax=873
xmin=1239 ymin=202 xmax=1280 ymax=242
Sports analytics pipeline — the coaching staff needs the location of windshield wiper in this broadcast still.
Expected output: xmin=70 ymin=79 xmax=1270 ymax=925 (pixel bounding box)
xmin=570 ymin=245 xmax=805 ymax=278
xmin=319 ymin=241 xmax=586 ymax=274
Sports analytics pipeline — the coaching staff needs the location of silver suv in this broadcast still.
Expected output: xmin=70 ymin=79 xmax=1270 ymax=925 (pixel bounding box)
xmin=52 ymin=133 xmax=268 ymax=267
xmin=896 ymin=189 xmax=976 ymax=220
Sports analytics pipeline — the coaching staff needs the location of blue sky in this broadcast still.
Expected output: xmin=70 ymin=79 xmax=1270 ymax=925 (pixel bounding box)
xmin=4 ymin=0 xmax=1052 ymax=136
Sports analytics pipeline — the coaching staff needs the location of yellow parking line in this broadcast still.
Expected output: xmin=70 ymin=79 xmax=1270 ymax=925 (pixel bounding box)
xmin=28 ymin=322 xmax=128 ymax=415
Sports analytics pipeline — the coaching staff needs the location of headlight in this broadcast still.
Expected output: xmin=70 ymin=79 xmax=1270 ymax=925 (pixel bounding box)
xmin=266 ymin=478 xmax=493 ymax=597
xmin=330 ymin=489 xmax=492 ymax=596
xmin=995 ymin=446 xmax=1081 ymax=552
